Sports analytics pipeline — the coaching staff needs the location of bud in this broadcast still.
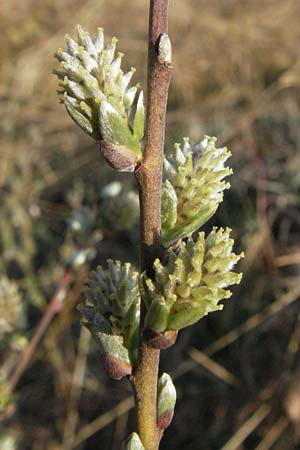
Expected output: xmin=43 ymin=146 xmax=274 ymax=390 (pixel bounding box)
xmin=157 ymin=373 xmax=176 ymax=430
xmin=143 ymin=229 xmax=244 ymax=333
xmin=54 ymin=25 xmax=144 ymax=171
xmin=123 ymin=433 xmax=145 ymax=450
xmin=162 ymin=136 xmax=232 ymax=246
xmin=158 ymin=33 xmax=172 ymax=66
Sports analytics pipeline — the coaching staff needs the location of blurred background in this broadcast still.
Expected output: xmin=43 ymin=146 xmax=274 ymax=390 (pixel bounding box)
xmin=1 ymin=0 xmax=300 ymax=448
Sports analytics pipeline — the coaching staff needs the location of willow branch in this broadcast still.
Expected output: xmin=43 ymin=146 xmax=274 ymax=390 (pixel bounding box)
xmin=133 ymin=1 xmax=172 ymax=449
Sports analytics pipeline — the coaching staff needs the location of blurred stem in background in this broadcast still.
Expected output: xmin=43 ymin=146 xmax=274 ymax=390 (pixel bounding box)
xmin=7 ymin=248 xmax=92 ymax=397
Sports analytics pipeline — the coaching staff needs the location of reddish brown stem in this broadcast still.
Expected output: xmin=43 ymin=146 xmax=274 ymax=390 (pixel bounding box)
xmin=133 ymin=1 xmax=172 ymax=449
xmin=136 ymin=0 xmax=171 ymax=274
xmin=8 ymin=266 xmax=74 ymax=393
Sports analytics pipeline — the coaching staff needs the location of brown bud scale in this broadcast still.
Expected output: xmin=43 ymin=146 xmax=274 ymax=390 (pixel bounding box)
xmin=99 ymin=140 xmax=138 ymax=172
xmin=144 ymin=329 xmax=178 ymax=349
xmin=103 ymin=353 xmax=132 ymax=380
xmin=157 ymin=409 xmax=174 ymax=431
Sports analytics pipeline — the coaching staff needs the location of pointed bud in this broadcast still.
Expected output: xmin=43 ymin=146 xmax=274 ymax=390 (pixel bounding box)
xmin=157 ymin=373 xmax=176 ymax=430
xmin=123 ymin=433 xmax=145 ymax=450
xmin=158 ymin=33 xmax=172 ymax=66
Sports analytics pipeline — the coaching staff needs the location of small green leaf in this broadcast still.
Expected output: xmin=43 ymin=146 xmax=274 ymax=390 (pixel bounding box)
xmin=133 ymin=91 xmax=145 ymax=142
xmin=99 ymin=101 xmax=142 ymax=157
xmin=144 ymin=300 xmax=170 ymax=334
xmin=161 ymin=180 xmax=177 ymax=231
xmin=64 ymin=96 xmax=94 ymax=137
xmin=167 ymin=306 xmax=207 ymax=331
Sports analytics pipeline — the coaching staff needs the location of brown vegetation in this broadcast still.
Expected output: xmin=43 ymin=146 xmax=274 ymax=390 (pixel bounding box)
xmin=1 ymin=0 xmax=300 ymax=449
